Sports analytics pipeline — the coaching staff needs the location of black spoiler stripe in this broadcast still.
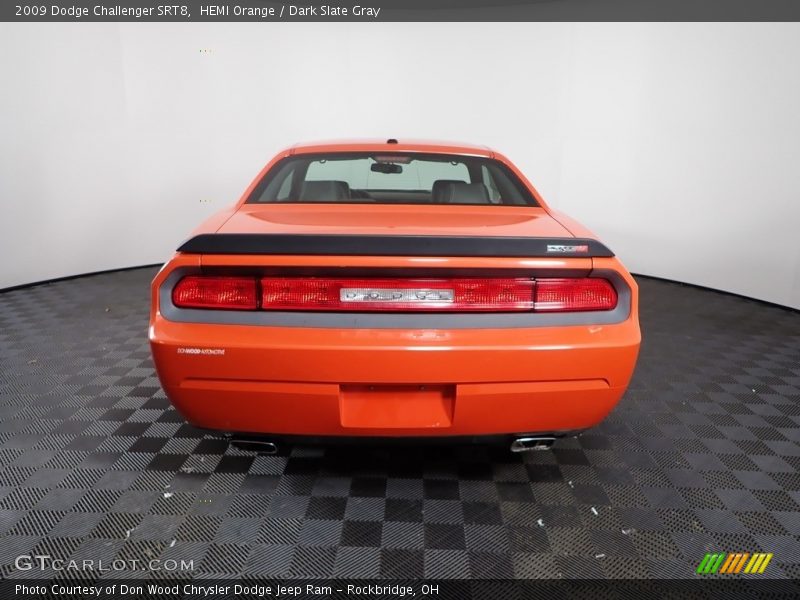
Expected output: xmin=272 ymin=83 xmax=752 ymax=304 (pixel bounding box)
xmin=177 ymin=234 xmax=614 ymax=258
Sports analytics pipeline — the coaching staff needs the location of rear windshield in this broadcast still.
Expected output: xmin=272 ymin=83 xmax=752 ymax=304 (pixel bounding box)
xmin=246 ymin=152 xmax=537 ymax=206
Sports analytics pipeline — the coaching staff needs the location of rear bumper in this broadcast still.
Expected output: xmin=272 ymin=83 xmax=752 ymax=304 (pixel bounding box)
xmin=149 ymin=317 xmax=640 ymax=438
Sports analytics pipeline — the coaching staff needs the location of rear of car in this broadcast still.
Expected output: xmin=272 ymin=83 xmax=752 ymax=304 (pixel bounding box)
xmin=149 ymin=140 xmax=640 ymax=448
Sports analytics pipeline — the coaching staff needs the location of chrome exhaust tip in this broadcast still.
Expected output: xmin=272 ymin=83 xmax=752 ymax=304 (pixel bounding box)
xmin=510 ymin=437 xmax=556 ymax=452
xmin=231 ymin=439 xmax=278 ymax=455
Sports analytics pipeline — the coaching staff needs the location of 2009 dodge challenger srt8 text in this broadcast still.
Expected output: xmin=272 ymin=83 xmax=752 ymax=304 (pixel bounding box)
xmin=149 ymin=139 xmax=641 ymax=452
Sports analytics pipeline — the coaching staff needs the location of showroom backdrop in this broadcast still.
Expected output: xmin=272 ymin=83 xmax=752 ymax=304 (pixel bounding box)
xmin=1 ymin=23 xmax=799 ymax=308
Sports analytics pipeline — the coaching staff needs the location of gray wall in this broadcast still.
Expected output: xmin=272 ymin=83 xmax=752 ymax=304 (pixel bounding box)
xmin=1 ymin=23 xmax=799 ymax=308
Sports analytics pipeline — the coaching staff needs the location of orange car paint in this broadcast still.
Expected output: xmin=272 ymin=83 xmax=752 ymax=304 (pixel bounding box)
xmin=149 ymin=140 xmax=641 ymax=440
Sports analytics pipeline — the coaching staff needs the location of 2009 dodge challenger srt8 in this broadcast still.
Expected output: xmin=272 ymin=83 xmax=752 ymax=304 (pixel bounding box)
xmin=149 ymin=139 xmax=640 ymax=452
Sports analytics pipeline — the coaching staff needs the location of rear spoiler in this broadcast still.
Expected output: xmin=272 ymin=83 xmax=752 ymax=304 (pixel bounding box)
xmin=177 ymin=234 xmax=614 ymax=258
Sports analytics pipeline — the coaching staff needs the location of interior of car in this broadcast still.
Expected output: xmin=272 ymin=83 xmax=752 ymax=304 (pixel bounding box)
xmin=297 ymin=178 xmax=494 ymax=204
xmin=249 ymin=153 xmax=536 ymax=205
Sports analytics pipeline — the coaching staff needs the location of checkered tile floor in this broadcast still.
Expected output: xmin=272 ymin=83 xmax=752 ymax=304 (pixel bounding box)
xmin=0 ymin=267 xmax=798 ymax=580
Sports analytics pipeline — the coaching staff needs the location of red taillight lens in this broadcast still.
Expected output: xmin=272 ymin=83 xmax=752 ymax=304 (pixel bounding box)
xmin=260 ymin=277 xmax=536 ymax=312
xmin=533 ymin=278 xmax=617 ymax=312
xmin=172 ymin=276 xmax=258 ymax=310
xmin=170 ymin=275 xmax=617 ymax=313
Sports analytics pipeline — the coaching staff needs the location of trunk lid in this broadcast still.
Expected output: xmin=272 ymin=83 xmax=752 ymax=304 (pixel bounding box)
xmin=216 ymin=204 xmax=574 ymax=239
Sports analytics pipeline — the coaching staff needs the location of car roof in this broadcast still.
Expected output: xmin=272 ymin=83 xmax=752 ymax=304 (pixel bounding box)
xmin=287 ymin=139 xmax=496 ymax=158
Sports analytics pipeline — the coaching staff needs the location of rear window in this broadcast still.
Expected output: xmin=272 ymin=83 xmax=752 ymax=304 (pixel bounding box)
xmin=247 ymin=153 xmax=537 ymax=206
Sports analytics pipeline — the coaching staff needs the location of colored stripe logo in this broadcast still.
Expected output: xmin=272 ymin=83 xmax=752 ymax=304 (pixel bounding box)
xmin=696 ymin=553 xmax=772 ymax=574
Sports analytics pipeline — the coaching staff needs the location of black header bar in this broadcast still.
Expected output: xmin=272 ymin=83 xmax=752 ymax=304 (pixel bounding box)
xmin=5 ymin=0 xmax=800 ymax=22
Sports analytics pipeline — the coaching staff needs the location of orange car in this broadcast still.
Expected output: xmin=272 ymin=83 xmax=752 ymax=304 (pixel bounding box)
xmin=149 ymin=139 xmax=640 ymax=452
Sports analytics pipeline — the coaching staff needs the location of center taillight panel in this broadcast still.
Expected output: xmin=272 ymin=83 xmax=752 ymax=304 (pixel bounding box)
xmin=261 ymin=277 xmax=535 ymax=312
xmin=172 ymin=274 xmax=618 ymax=313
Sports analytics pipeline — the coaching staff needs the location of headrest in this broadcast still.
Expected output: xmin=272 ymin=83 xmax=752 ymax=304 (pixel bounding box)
xmin=299 ymin=180 xmax=351 ymax=202
xmin=432 ymin=180 xmax=490 ymax=204
xmin=431 ymin=179 xmax=466 ymax=203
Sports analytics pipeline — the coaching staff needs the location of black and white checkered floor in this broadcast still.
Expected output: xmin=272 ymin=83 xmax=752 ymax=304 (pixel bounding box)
xmin=0 ymin=267 xmax=798 ymax=580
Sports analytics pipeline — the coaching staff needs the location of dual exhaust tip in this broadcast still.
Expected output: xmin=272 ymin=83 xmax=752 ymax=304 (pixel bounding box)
xmin=231 ymin=439 xmax=279 ymax=455
xmin=230 ymin=436 xmax=555 ymax=454
xmin=510 ymin=437 xmax=556 ymax=452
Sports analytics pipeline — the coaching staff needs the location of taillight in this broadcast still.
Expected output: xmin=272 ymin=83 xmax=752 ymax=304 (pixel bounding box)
xmin=170 ymin=275 xmax=617 ymax=313
xmin=533 ymin=278 xmax=617 ymax=312
xmin=261 ymin=277 xmax=535 ymax=312
xmin=172 ymin=276 xmax=258 ymax=310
